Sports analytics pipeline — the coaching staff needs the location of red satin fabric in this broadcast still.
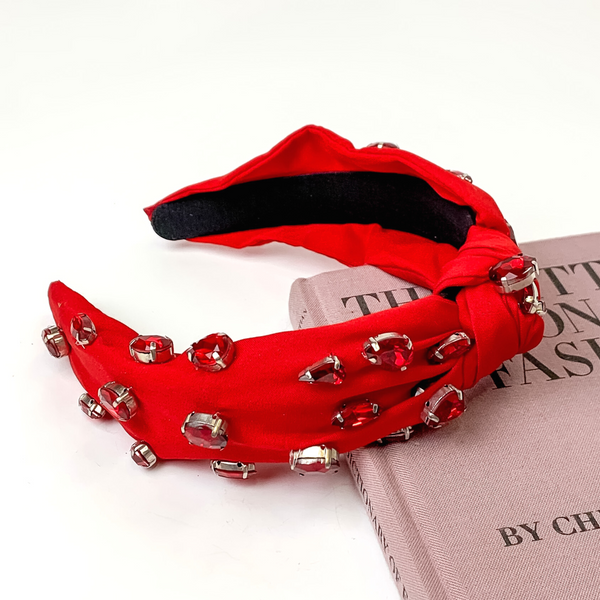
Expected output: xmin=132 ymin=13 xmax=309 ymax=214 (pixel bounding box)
xmin=48 ymin=125 xmax=544 ymax=463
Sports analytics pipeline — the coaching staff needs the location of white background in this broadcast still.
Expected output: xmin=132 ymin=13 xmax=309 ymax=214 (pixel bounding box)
xmin=2 ymin=2 xmax=599 ymax=599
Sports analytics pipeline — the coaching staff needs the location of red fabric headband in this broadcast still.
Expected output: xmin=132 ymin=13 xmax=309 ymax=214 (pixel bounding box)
xmin=43 ymin=125 xmax=545 ymax=477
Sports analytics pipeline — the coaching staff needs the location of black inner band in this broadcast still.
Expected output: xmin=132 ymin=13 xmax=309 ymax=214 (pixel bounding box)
xmin=151 ymin=172 xmax=475 ymax=248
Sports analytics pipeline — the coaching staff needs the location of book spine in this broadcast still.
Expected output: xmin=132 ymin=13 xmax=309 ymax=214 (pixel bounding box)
xmin=288 ymin=277 xmax=319 ymax=330
xmin=346 ymin=450 xmax=411 ymax=599
xmin=346 ymin=449 xmax=430 ymax=600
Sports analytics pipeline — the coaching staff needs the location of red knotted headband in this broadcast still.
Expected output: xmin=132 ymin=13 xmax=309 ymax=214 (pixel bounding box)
xmin=43 ymin=125 xmax=545 ymax=477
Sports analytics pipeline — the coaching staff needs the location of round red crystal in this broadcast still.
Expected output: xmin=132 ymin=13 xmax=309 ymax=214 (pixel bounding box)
xmin=41 ymin=327 xmax=62 ymax=357
xmin=333 ymin=399 xmax=379 ymax=428
xmin=46 ymin=340 xmax=60 ymax=357
xmin=189 ymin=333 xmax=235 ymax=371
xmin=363 ymin=334 xmax=413 ymax=371
xmin=182 ymin=413 xmax=228 ymax=449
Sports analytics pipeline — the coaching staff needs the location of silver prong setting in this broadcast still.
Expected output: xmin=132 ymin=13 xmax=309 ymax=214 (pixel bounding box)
xmin=130 ymin=441 xmax=158 ymax=468
xmin=289 ymin=445 xmax=340 ymax=475
xmin=41 ymin=325 xmax=70 ymax=358
xmin=78 ymin=393 xmax=106 ymax=419
xmin=211 ymin=460 xmax=257 ymax=479
xmin=181 ymin=412 xmax=228 ymax=450
xmin=97 ymin=382 xmax=138 ymax=421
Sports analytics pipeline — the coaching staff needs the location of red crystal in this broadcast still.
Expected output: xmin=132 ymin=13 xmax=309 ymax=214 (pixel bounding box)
xmin=216 ymin=467 xmax=246 ymax=479
xmin=185 ymin=426 xmax=226 ymax=449
xmin=188 ymin=333 xmax=235 ymax=372
xmin=212 ymin=461 xmax=257 ymax=479
xmin=70 ymin=313 xmax=97 ymax=346
xmin=132 ymin=452 xmax=151 ymax=468
xmin=425 ymin=386 xmax=465 ymax=425
xmin=131 ymin=335 xmax=170 ymax=352
xmin=333 ymin=399 xmax=379 ymax=428
xmin=130 ymin=443 xmax=156 ymax=468
xmin=98 ymin=386 xmax=119 ymax=413
xmin=130 ymin=335 xmax=174 ymax=363
xmin=363 ymin=333 xmax=413 ymax=371
xmin=98 ymin=385 xmax=136 ymax=421
xmin=47 ymin=341 xmax=60 ymax=358
xmin=41 ymin=326 xmax=68 ymax=358
xmin=489 ymin=255 xmax=537 ymax=290
xmin=427 ymin=332 xmax=471 ymax=364
xmin=182 ymin=413 xmax=228 ymax=450
xmin=435 ymin=390 xmax=465 ymax=422
xmin=299 ymin=355 xmax=345 ymax=385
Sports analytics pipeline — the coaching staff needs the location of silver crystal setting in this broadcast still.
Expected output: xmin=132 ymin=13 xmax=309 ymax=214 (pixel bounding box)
xmin=420 ymin=384 xmax=464 ymax=429
xmin=181 ymin=412 xmax=228 ymax=450
xmin=97 ymin=382 xmax=138 ymax=421
xmin=130 ymin=441 xmax=158 ymax=468
xmin=298 ymin=354 xmax=345 ymax=384
xmin=362 ymin=332 xmax=413 ymax=371
xmin=427 ymin=331 xmax=471 ymax=364
xmin=447 ymin=169 xmax=473 ymax=183
xmin=129 ymin=335 xmax=174 ymax=364
xmin=289 ymin=445 xmax=340 ymax=475
xmin=41 ymin=325 xmax=70 ymax=358
xmin=211 ymin=460 xmax=257 ymax=479
xmin=377 ymin=426 xmax=415 ymax=444
xmin=78 ymin=392 xmax=106 ymax=419
xmin=366 ymin=141 xmax=400 ymax=149
xmin=492 ymin=256 xmax=540 ymax=294
xmin=521 ymin=281 xmax=547 ymax=316
xmin=70 ymin=313 xmax=97 ymax=347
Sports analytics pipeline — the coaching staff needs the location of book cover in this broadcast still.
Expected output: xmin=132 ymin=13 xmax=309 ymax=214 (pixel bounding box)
xmin=289 ymin=232 xmax=600 ymax=600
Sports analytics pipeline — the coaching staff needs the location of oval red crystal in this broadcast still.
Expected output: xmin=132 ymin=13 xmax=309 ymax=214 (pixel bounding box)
xmin=423 ymin=385 xmax=465 ymax=427
xmin=427 ymin=332 xmax=471 ymax=364
xmin=333 ymin=399 xmax=379 ymax=428
xmin=363 ymin=333 xmax=413 ymax=371
xmin=489 ymin=255 xmax=538 ymax=291
xmin=188 ymin=333 xmax=235 ymax=372
xmin=434 ymin=390 xmax=465 ymax=422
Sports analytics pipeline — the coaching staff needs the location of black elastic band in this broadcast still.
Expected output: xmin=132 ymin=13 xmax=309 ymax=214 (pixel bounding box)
xmin=151 ymin=172 xmax=475 ymax=248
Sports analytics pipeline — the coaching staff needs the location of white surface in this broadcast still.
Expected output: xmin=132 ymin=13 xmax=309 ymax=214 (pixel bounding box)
xmin=2 ymin=2 xmax=600 ymax=599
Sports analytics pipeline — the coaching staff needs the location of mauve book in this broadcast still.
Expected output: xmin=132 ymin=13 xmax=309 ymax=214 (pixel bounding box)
xmin=289 ymin=232 xmax=600 ymax=600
